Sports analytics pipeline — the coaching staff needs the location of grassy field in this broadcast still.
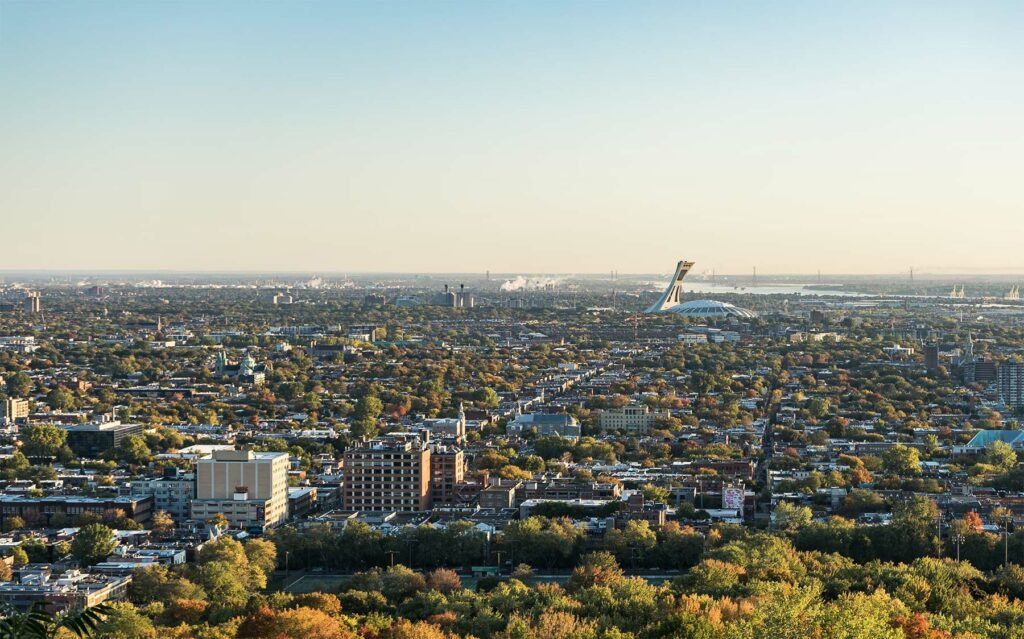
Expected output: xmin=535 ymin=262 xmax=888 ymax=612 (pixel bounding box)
xmin=281 ymin=573 xmax=350 ymax=593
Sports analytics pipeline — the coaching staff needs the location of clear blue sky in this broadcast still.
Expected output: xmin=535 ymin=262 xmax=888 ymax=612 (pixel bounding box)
xmin=1 ymin=1 xmax=1022 ymax=274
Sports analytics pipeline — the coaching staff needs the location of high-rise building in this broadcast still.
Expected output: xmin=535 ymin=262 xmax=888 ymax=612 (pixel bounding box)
xmin=434 ymin=284 xmax=474 ymax=308
xmin=965 ymin=359 xmax=998 ymax=384
xmin=924 ymin=344 xmax=940 ymax=370
xmin=342 ymin=433 xmax=430 ymax=512
xmin=998 ymin=363 xmax=1024 ymax=409
xmin=0 ymin=398 xmax=29 ymax=425
xmin=23 ymin=293 xmax=40 ymax=314
xmin=191 ymin=449 xmax=290 ymax=530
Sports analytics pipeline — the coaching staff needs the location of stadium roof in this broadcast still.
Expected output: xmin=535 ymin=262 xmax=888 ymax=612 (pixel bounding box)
xmin=661 ymin=299 xmax=757 ymax=319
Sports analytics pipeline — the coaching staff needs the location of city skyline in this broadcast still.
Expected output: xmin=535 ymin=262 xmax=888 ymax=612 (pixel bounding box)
xmin=2 ymin=1 xmax=1022 ymax=273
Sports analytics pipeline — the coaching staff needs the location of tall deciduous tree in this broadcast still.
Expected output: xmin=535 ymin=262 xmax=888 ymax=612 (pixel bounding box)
xmin=71 ymin=523 xmax=117 ymax=567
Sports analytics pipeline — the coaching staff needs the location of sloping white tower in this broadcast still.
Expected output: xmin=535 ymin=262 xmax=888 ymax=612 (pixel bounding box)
xmin=646 ymin=260 xmax=695 ymax=313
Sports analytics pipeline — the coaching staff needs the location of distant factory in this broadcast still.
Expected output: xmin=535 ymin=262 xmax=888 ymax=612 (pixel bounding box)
xmin=434 ymin=284 xmax=474 ymax=308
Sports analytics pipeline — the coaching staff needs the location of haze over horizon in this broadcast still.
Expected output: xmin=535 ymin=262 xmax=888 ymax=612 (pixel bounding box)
xmin=2 ymin=1 xmax=1022 ymax=274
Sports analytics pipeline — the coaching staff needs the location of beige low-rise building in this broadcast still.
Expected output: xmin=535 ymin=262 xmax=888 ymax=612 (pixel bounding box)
xmin=598 ymin=403 xmax=670 ymax=434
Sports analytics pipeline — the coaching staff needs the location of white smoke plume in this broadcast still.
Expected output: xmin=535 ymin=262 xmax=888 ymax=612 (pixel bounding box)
xmin=500 ymin=276 xmax=563 ymax=292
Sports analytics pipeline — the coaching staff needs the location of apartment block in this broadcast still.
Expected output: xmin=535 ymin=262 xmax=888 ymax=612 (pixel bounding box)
xmin=999 ymin=362 xmax=1024 ymax=408
xmin=429 ymin=444 xmax=465 ymax=506
xmin=0 ymin=398 xmax=29 ymax=425
xmin=342 ymin=433 xmax=430 ymax=512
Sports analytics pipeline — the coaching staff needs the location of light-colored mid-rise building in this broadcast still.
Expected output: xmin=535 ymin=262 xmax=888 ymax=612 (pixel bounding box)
xmin=598 ymin=403 xmax=671 ymax=434
xmin=191 ymin=449 xmax=289 ymax=530
xmin=1 ymin=398 xmax=29 ymax=425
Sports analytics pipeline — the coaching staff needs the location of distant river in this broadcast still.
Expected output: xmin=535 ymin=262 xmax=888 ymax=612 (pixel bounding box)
xmin=672 ymin=282 xmax=869 ymax=297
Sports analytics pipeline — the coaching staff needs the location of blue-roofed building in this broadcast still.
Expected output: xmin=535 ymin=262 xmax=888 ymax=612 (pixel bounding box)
xmin=958 ymin=430 xmax=1024 ymax=453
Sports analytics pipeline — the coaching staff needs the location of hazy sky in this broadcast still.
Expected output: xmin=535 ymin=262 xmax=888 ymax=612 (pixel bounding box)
xmin=1 ymin=1 xmax=1022 ymax=275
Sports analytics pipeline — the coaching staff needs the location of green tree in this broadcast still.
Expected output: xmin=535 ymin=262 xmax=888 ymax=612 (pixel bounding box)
xmin=245 ymin=538 xmax=279 ymax=577
xmin=774 ymin=501 xmax=814 ymax=532
xmin=127 ymin=565 xmax=206 ymax=604
xmin=115 ymin=435 xmax=152 ymax=465
xmin=8 ymin=546 xmax=29 ymax=566
xmin=71 ymin=523 xmax=117 ymax=567
xmin=2 ymin=516 xmax=25 ymax=533
xmin=882 ymin=444 xmax=921 ymax=475
xmin=985 ymin=440 xmax=1018 ymax=471
xmin=641 ymin=483 xmax=670 ymax=503
xmin=46 ymin=387 xmax=76 ymax=411
xmin=20 ymin=424 xmax=71 ymax=459
xmin=91 ymin=601 xmax=157 ymax=639
xmin=5 ymin=372 xmax=33 ymax=398
xmin=473 ymin=387 xmax=500 ymax=409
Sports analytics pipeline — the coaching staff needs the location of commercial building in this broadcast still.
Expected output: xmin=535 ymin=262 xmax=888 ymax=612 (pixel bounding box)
xmin=191 ymin=449 xmax=290 ymax=530
xmin=0 ymin=398 xmax=29 ymax=425
xmin=342 ymin=433 xmax=430 ymax=512
xmin=0 ymin=495 xmax=153 ymax=529
xmin=63 ymin=422 xmax=146 ymax=457
xmin=999 ymin=362 xmax=1024 ymax=409
xmin=598 ymin=403 xmax=671 ymax=434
